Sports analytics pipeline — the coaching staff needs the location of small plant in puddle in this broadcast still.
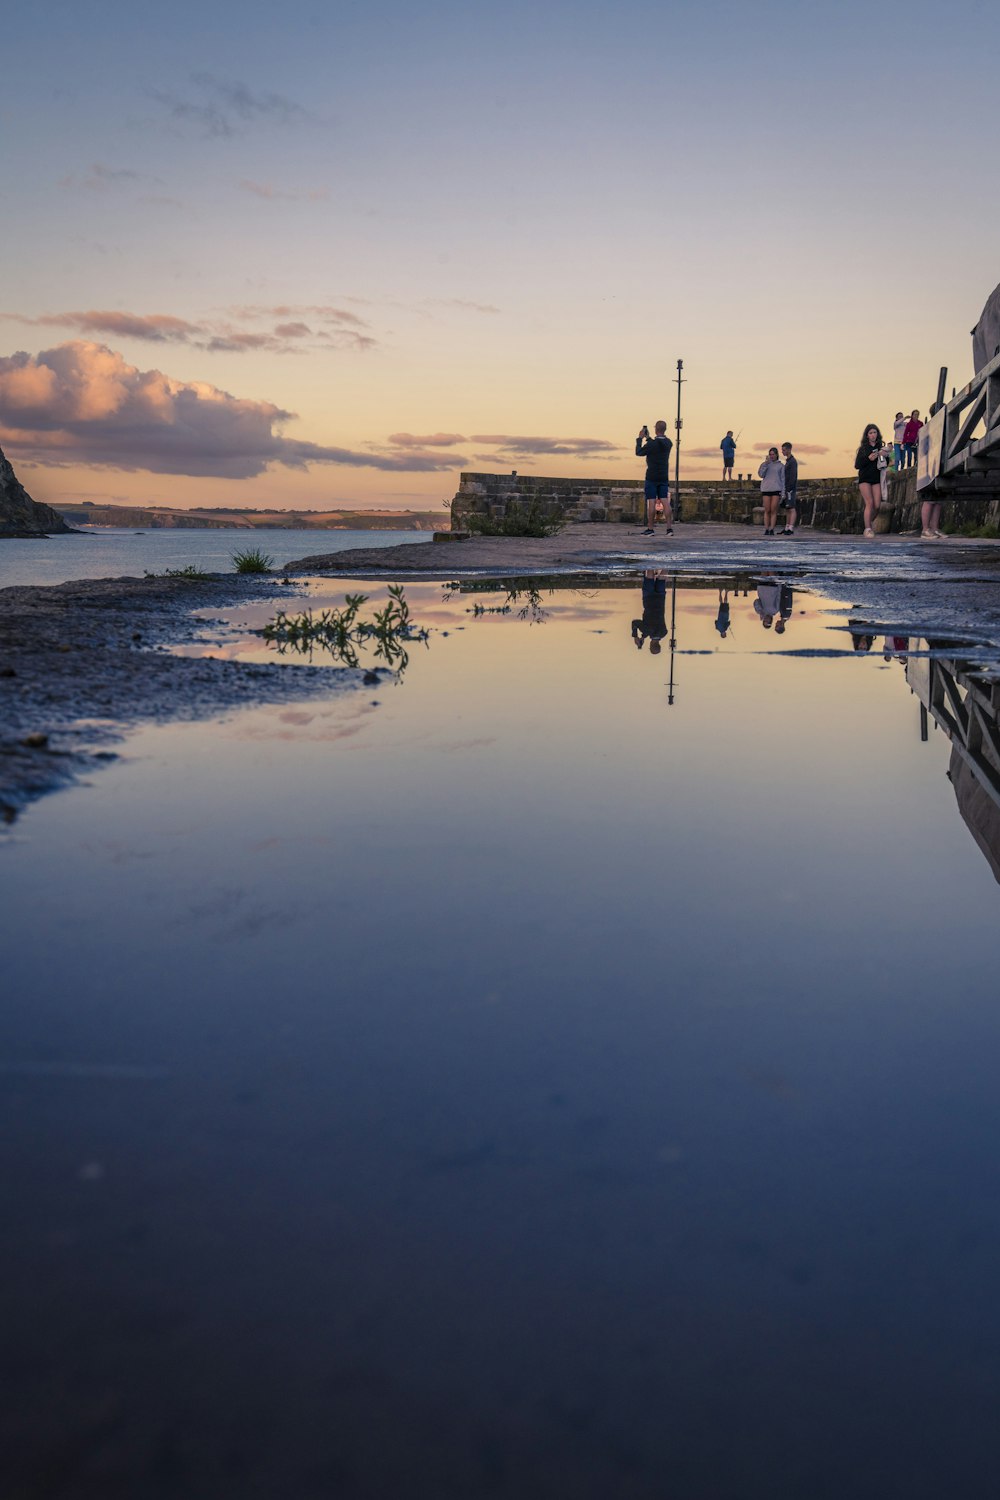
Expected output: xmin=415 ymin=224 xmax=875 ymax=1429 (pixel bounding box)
xmin=468 ymin=582 xmax=547 ymax=623
xmin=261 ymin=585 xmax=428 ymax=677
xmin=232 ymin=546 xmax=273 ymax=574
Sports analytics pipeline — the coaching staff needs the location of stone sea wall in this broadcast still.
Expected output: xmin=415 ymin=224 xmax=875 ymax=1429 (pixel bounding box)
xmin=451 ymin=470 xmax=1000 ymax=534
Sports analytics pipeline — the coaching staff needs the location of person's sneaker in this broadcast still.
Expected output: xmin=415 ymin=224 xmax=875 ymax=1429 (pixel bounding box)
xmin=665 ymin=527 xmax=674 ymax=535
xmin=642 ymin=528 xmax=654 ymax=535
xmin=864 ymin=528 xmax=875 ymax=537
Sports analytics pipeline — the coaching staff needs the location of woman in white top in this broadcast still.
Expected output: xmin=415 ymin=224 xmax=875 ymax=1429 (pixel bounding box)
xmin=757 ymin=448 xmax=785 ymax=535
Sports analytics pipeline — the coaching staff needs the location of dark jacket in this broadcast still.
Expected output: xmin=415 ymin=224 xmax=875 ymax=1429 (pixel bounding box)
xmin=854 ymin=443 xmax=882 ymax=483
xmin=636 ymin=434 xmax=673 ymax=480
xmin=783 ymin=454 xmax=798 ymax=491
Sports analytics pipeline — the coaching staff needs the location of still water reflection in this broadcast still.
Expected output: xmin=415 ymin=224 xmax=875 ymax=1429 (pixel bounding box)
xmin=3 ymin=576 xmax=1000 ymax=1498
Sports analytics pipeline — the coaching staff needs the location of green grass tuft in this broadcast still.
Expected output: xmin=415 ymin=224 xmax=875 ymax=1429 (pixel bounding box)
xmin=942 ymin=522 xmax=1000 ymax=539
xmin=144 ymin=565 xmax=212 ymax=579
xmin=232 ymin=546 xmax=273 ymax=574
xmin=461 ymin=499 xmax=565 ymax=538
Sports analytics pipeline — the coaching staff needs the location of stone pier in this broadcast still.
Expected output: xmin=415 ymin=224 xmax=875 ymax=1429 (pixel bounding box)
xmin=450 ymin=470 xmax=1000 ymax=535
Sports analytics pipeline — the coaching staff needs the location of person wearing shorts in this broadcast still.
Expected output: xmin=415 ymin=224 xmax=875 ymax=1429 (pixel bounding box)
xmin=780 ymin=442 xmax=799 ymax=534
xmin=757 ymin=448 xmax=785 ymax=535
xmin=854 ymin=423 xmax=884 ymax=536
xmin=636 ymin=420 xmax=674 ymax=536
xmin=720 ymin=430 xmax=736 ymax=479
xmin=631 ymin=571 xmax=668 ymax=654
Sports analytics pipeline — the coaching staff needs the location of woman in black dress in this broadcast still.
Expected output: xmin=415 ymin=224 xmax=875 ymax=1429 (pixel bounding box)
xmin=855 ymin=423 xmax=884 ymax=537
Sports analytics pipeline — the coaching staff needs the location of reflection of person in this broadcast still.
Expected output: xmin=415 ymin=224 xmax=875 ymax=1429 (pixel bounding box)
xmin=883 ymin=635 xmax=910 ymax=662
xmin=854 ymin=423 xmax=884 ymax=537
xmin=774 ymin=584 xmax=793 ymax=635
xmin=757 ymin=448 xmax=785 ymax=536
xmin=720 ymin=430 xmax=736 ymax=479
xmin=631 ymin=571 xmax=668 ymax=654
xmin=714 ymin=588 xmax=731 ymax=639
xmin=754 ymin=579 xmax=782 ymax=629
xmin=780 ymin=442 xmax=799 ymax=534
xmin=851 ymin=632 xmax=875 ymax=652
xmin=636 ymin=421 xmax=674 ymax=536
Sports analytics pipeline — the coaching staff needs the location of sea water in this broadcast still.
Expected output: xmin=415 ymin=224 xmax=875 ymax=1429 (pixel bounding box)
xmin=0 ymin=527 xmax=432 ymax=589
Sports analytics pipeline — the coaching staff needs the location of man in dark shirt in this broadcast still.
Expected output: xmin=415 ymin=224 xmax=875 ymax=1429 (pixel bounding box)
xmin=781 ymin=442 xmax=799 ymax=534
xmin=631 ymin=570 xmax=668 ymax=653
xmin=636 ymin=420 xmax=673 ymax=536
xmin=720 ymin=430 xmax=736 ymax=479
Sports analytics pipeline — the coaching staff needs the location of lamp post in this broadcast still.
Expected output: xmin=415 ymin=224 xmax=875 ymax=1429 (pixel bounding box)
xmin=674 ymin=359 xmax=684 ymax=522
xmin=667 ymin=572 xmax=677 ymax=706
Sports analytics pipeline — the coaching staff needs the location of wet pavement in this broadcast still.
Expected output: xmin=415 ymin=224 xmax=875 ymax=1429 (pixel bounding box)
xmin=3 ymin=574 xmax=1000 ymax=1498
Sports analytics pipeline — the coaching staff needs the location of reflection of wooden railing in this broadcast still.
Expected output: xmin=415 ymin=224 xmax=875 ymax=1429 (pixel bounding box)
xmin=907 ymin=652 xmax=1000 ymax=881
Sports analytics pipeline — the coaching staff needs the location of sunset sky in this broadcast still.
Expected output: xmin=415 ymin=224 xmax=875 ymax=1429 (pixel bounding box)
xmin=2 ymin=0 xmax=998 ymax=512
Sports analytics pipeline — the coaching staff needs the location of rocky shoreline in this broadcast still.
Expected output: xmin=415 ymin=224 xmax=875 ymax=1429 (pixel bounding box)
xmin=0 ymin=573 xmax=363 ymax=822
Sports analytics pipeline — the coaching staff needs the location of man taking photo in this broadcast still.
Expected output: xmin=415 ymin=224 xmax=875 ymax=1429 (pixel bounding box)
xmin=636 ymin=420 xmax=673 ymax=536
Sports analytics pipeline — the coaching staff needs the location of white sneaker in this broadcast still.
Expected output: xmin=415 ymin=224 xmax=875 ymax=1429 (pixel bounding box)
xmin=864 ymin=528 xmax=875 ymax=538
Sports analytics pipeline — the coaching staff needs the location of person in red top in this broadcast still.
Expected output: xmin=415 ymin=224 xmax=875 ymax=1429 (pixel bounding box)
xmin=901 ymin=410 xmax=923 ymax=468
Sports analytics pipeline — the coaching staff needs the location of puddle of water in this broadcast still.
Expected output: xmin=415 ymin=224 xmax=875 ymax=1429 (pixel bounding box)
xmin=2 ymin=576 xmax=1000 ymax=1497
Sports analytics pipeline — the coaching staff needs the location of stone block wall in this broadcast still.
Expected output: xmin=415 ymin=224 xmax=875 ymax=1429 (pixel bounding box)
xmin=452 ymin=472 xmax=861 ymax=530
xmin=451 ymin=470 xmax=1000 ymax=534
xmin=882 ymin=469 xmax=1000 ymax=533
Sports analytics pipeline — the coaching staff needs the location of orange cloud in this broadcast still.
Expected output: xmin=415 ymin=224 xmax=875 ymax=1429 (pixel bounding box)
xmin=0 ymin=342 xmax=461 ymax=478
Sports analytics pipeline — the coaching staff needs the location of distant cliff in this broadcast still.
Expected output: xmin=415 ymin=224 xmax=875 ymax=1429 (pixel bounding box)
xmin=58 ymin=503 xmax=443 ymax=531
xmin=0 ymin=446 xmax=72 ymax=536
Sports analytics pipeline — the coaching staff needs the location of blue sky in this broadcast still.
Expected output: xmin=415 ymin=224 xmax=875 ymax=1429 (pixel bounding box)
xmin=1 ymin=0 xmax=998 ymax=508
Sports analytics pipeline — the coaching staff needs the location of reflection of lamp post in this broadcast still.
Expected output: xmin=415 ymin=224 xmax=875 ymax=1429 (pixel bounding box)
xmin=674 ymin=359 xmax=684 ymax=522
xmin=667 ymin=573 xmax=677 ymax=706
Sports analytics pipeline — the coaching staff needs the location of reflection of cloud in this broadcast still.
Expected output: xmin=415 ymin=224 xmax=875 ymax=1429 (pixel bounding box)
xmin=1 ymin=306 xmax=374 ymax=354
xmin=470 ymin=434 xmax=617 ymax=459
xmin=388 ymin=432 xmax=466 ymax=448
xmin=150 ymin=73 xmax=317 ymax=138
xmin=238 ymin=180 xmax=329 ymax=202
xmin=0 ymin=342 xmax=460 ymax=478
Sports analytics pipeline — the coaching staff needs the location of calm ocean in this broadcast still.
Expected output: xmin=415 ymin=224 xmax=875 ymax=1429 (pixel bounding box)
xmin=0 ymin=526 xmax=433 ymax=590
